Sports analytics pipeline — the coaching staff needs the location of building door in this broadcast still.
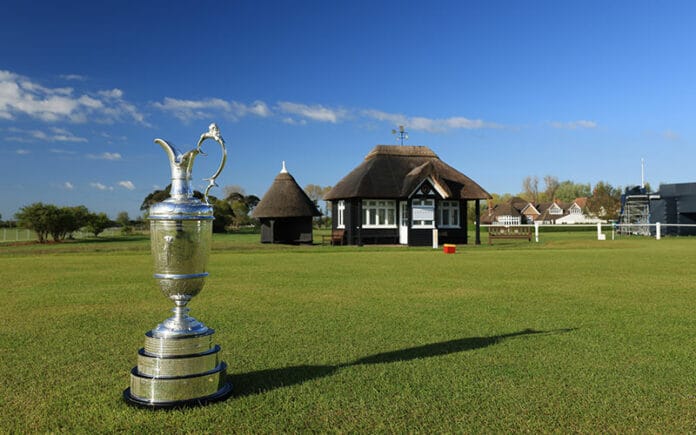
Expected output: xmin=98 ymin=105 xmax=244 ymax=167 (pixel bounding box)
xmin=399 ymin=201 xmax=409 ymax=244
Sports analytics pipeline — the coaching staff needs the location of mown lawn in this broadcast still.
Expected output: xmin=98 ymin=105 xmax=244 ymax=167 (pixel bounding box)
xmin=1 ymin=233 xmax=695 ymax=432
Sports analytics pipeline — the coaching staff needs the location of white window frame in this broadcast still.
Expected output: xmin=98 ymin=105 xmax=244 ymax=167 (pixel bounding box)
xmin=362 ymin=200 xmax=397 ymax=228
xmin=337 ymin=200 xmax=345 ymax=229
xmin=497 ymin=215 xmax=521 ymax=226
xmin=412 ymin=199 xmax=435 ymax=228
xmin=438 ymin=200 xmax=460 ymax=228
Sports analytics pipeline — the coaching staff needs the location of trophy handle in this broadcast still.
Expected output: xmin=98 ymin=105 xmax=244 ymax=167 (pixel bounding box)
xmin=196 ymin=123 xmax=227 ymax=203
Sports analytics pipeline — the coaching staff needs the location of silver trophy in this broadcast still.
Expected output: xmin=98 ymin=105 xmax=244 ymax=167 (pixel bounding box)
xmin=124 ymin=123 xmax=233 ymax=408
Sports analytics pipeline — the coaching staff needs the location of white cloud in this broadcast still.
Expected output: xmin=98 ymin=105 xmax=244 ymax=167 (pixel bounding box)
xmin=153 ymin=97 xmax=271 ymax=122
xmin=0 ymin=70 xmax=146 ymax=125
xmin=98 ymin=88 xmax=123 ymax=99
xmin=64 ymin=181 xmax=74 ymax=190
xmin=88 ymin=152 xmax=122 ymax=160
xmin=277 ymin=101 xmax=347 ymax=123
xmin=549 ymin=120 xmax=597 ymax=130
xmin=60 ymin=74 xmax=87 ymax=81
xmin=362 ymin=109 xmax=496 ymax=133
xmin=282 ymin=117 xmax=307 ymax=125
xmin=90 ymin=182 xmax=112 ymax=191
xmin=16 ymin=149 xmax=30 ymax=155
xmin=49 ymin=148 xmax=77 ymax=155
xmin=663 ymin=130 xmax=680 ymax=141
xmin=5 ymin=127 xmax=87 ymax=143
xmin=118 ymin=180 xmax=136 ymax=190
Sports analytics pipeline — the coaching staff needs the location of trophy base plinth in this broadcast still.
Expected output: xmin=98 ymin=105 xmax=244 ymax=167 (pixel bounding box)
xmin=125 ymin=329 xmax=232 ymax=409
xmin=123 ymin=382 xmax=233 ymax=409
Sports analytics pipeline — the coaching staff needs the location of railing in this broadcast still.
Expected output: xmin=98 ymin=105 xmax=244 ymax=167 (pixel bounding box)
xmin=481 ymin=223 xmax=696 ymax=242
xmin=0 ymin=227 xmax=129 ymax=243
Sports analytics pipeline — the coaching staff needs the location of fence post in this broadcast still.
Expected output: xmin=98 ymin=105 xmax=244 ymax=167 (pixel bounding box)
xmin=597 ymin=222 xmax=606 ymax=240
xmin=656 ymin=222 xmax=661 ymax=240
xmin=534 ymin=221 xmax=539 ymax=243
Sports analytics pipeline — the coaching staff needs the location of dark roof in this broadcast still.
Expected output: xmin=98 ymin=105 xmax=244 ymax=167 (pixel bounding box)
xmin=324 ymin=145 xmax=491 ymax=201
xmin=252 ymin=166 xmax=321 ymax=219
xmin=492 ymin=203 xmax=521 ymax=217
xmin=509 ymin=196 xmax=529 ymax=211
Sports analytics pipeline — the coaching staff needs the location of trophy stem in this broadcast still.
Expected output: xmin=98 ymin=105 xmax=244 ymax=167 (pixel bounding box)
xmin=151 ymin=299 xmax=209 ymax=338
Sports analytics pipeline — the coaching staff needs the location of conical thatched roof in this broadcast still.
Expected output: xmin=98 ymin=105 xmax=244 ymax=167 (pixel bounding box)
xmin=253 ymin=163 xmax=322 ymax=219
xmin=324 ymin=145 xmax=491 ymax=200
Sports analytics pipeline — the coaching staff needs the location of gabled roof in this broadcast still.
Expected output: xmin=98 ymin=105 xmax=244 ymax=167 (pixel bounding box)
xmin=521 ymin=202 xmax=540 ymax=215
xmin=573 ymin=197 xmax=588 ymax=208
xmin=492 ymin=202 xmax=522 ymax=217
xmin=324 ymin=145 xmax=491 ymax=201
xmin=509 ymin=196 xmax=529 ymax=211
xmin=253 ymin=163 xmax=322 ymax=219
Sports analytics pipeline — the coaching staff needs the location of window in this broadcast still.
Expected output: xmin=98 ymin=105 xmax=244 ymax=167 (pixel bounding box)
xmin=439 ymin=201 xmax=460 ymax=228
xmin=497 ymin=215 xmax=521 ymax=226
xmin=337 ymin=200 xmax=345 ymax=228
xmin=412 ymin=199 xmax=434 ymax=228
xmin=362 ymin=200 xmax=396 ymax=228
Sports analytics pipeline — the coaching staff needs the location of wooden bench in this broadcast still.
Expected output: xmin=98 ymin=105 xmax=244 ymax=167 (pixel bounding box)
xmin=322 ymin=229 xmax=345 ymax=245
xmin=488 ymin=226 xmax=531 ymax=245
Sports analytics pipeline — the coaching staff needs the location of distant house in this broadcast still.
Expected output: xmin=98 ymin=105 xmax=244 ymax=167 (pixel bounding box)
xmin=536 ymin=201 xmax=567 ymax=224
xmin=555 ymin=197 xmax=603 ymax=224
xmin=323 ymin=145 xmax=491 ymax=246
xmin=485 ymin=196 xmax=602 ymax=225
xmin=252 ymin=162 xmax=321 ymax=244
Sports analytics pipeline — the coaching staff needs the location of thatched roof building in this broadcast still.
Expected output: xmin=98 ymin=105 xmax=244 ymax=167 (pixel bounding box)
xmin=253 ymin=162 xmax=320 ymax=244
xmin=325 ymin=145 xmax=490 ymax=201
xmin=324 ymin=145 xmax=490 ymax=246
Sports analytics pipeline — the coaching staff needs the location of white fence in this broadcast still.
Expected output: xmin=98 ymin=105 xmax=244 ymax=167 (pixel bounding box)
xmin=0 ymin=227 xmax=126 ymax=243
xmin=482 ymin=223 xmax=696 ymax=242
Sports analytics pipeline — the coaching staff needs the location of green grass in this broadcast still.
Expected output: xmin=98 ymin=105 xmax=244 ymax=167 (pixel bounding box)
xmin=1 ymin=233 xmax=695 ymax=432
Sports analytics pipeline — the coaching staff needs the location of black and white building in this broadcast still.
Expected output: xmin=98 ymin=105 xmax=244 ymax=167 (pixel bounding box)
xmin=323 ymin=145 xmax=491 ymax=246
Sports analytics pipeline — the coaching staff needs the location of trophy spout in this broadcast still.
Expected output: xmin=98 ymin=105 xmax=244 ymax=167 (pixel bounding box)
xmin=154 ymin=139 xmax=199 ymax=201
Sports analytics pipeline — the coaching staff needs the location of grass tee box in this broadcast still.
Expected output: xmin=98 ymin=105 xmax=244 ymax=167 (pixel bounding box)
xmin=1 ymin=234 xmax=695 ymax=432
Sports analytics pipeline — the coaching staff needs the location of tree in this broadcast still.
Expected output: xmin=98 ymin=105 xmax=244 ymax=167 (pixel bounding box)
xmin=85 ymin=213 xmax=112 ymax=237
xmin=223 ymin=186 xmax=261 ymax=229
xmin=521 ymin=176 xmax=539 ymax=203
xmin=586 ymin=181 xmax=622 ymax=221
xmin=304 ymin=184 xmax=332 ymax=226
xmin=140 ymin=185 xmax=173 ymax=212
xmin=15 ymin=202 xmax=53 ymax=242
xmin=210 ymin=196 xmax=234 ymax=233
xmin=15 ymin=203 xmax=90 ymax=242
xmin=542 ymin=175 xmax=560 ymax=202
xmin=55 ymin=205 xmax=90 ymax=240
xmin=555 ymin=181 xmax=592 ymax=203
xmin=116 ymin=211 xmax=130 ymax=227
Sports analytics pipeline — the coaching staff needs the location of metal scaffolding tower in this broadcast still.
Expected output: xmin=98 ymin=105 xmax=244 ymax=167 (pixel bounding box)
xmin=619 ymin=193 xmax=650 ymax=235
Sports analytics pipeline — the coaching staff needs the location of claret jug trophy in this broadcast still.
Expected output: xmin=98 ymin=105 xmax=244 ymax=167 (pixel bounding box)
xmin=124 ymin=123 xmax=233 ymax=408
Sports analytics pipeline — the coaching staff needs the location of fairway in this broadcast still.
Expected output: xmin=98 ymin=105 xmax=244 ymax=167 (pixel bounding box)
xmin=1 ymin=234 xmax=695 ymax=432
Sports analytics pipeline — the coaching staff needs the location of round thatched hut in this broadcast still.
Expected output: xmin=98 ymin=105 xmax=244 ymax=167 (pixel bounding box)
xmin=253 ymin=162 xmax=321 ymax=244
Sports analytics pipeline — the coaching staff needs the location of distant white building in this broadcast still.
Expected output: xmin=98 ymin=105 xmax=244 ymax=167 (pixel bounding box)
xmin=484 ymin=197 xmax=605 ymax=225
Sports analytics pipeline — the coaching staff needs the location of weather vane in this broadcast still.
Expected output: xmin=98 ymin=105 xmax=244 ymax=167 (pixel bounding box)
xmin=391 ymin=125 xmax=408 ymax=145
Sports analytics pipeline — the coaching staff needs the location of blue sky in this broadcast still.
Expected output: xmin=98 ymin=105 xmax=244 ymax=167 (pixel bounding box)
xmin=2 ymin=1 xmax=695 ymax=219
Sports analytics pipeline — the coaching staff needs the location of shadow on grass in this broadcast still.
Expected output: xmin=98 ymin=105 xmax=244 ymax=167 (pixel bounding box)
xmin=229 ymin=328 xmax=574 ymax=398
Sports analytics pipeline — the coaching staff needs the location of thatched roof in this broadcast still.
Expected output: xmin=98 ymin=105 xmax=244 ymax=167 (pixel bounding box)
xmin=253 ymin=163 xmax=321 ymax=219
xmin=324 ymin=145 xmax=491 ymax=201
